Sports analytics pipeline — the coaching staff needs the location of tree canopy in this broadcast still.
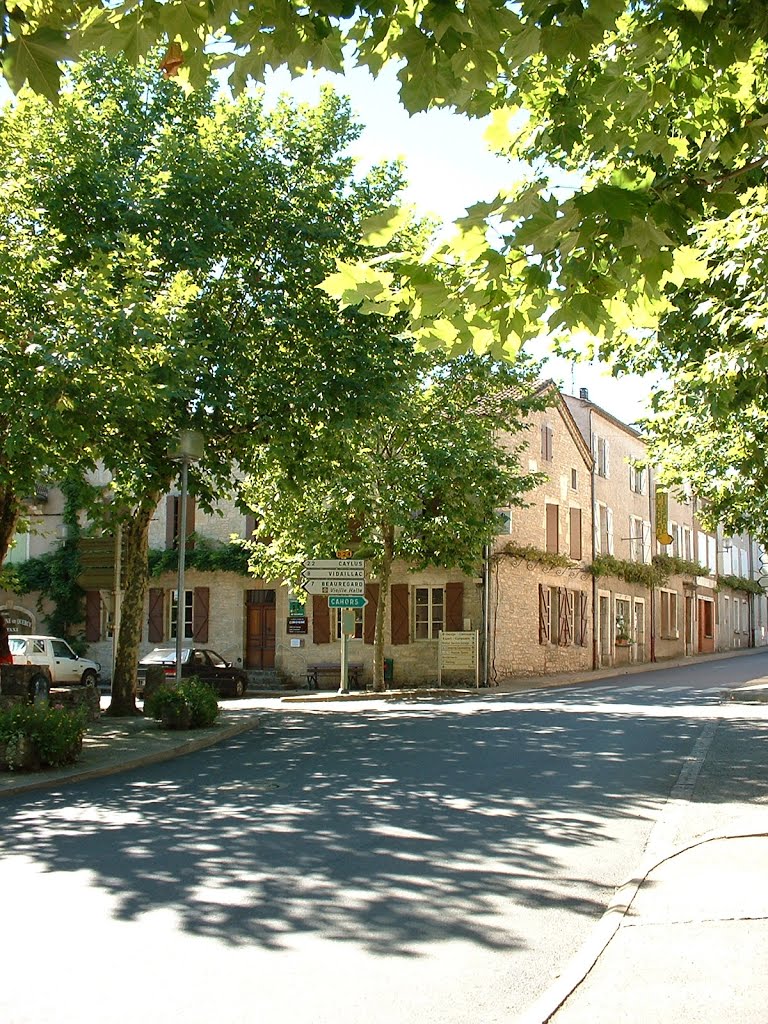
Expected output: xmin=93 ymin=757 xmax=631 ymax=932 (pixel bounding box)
xmin=242 ymin=348 xmax=545 ymax=689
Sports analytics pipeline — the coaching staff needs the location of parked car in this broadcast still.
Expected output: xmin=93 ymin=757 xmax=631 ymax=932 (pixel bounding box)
xmin=8 ymin=634 xmax=101 ymax=687
xmin=138 ymin=647 xmax=248 ymax=698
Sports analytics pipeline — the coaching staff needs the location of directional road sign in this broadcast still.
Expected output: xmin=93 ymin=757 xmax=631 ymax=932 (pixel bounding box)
xmin=302 ymin=558 xmax=365 ymax=570
xmin=301 ymin=579 xmax=366 ymax=595
xmin=328 ymin=595 xmax=368 ymax=608
xmin=301 ymin=567 xmax=365 ymax=580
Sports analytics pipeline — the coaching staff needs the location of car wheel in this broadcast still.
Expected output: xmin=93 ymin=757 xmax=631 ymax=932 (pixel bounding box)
xmin=28 ymin=673 xmax=50 ymax=704
xmin=233 ymin=678 xmax=245 ymax=699
xmin=81 ymin=669 xmax=98 ymax=688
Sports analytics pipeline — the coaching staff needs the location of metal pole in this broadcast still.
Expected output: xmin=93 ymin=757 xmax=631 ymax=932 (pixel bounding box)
xmin=339 ymin=624 xmax=349 ymax=694
xmin=175 ymin=457 xmax=189 ymax=685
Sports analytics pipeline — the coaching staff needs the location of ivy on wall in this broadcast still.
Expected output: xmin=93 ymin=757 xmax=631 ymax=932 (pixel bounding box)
xmin=495 ymin=543 xmax=578 ymax=571
xmin=717 ymin=574 xmax=763 ymax=596
xmin=148 ymin=537 xmax=252 ymax=578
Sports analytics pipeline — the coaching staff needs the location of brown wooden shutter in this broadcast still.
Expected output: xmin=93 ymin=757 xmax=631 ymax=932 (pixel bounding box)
xmin=445 ymin=582 xmax=464 ymax=632
xmin=185 ymin=496 xmax=196 ymax=550
xmin=538 ymin=584 xmax=550 ymax=644
xmin=193 ymin=586 xmax=209 ymax=642
xmin=390 ymin=583 xmax=409 ymax=645
xmin=245 ymin=514 xmax=256 ymax=540
xmin=364 ymin=583 xmax=379 ymax=645
xmin=560 ymin=588 xmax=573 ymax=646
xmin=546 ymin=503 xmax=559 ymax=553
xmin=579 ymin=591 xmax=589 ymax=646
xmin=148 ymin=588 xmax=165 ymax=642
xmin=85 ymin=590 xmax=101 ymax=642
xmin=313 ymin=595 xmax=330 ymax=645
xmin=569 ymin=507 xmax=582 ymax=560
xmin=165 ymin=497 xmax=176 ymax=549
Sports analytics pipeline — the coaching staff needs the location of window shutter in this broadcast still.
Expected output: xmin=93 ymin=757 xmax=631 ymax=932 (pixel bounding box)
xmin=390 ymin=583 xmax=409 ymax=645
xmin=148 ymin=588 xmax=165 ymax=643
xmin=642 ymin=520 xmax=651 ymax=563
xmin=640 ymin=468 xmax=647 ymax=495
xmin=538 ymin=585 xmax=551 ymax=644
xmin=446 ymin=582 xmax=464 ymax=632
xmin=606 ymin=507 xmax=614 ymax=555
xmin=603 ymin=439 xmax=610 ymax=478
xmin=595 ymin=507 xmax=602 ymax=554
xmin=185 ymin=496 xmax=196 ymax=551
xmin=193 ymin=586 xmax=209 ymax=642
xmin=85 ymin=590 xmax=101 ymax=642
xmin=546 ymin=503 xmax=559 ymax=553
xmin=541 ymin=424 xmax=547 ymax=460
xmin=312 ymin=595 xmax=330 ymax=645
xmin=560 ymin=588 xmax=573 ymax=646
xmin=245 ymin=514 xmax=257 ymax=540
xmin=579 ymin=592 xmax=589 ymax=646
xmin=165 ymin=497 xmax=176 ymax=549
xmin=569 ymin=508 xmax=582 ymax=560
xmin=364 ymin=583 xmax=379 ymax=645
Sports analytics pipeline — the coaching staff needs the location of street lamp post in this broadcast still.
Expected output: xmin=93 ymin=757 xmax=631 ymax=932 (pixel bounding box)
xmin=169 ymin=429 xmax=204 ymax=685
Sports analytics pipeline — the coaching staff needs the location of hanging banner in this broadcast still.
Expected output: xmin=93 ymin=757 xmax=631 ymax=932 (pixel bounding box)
xmin=655 ymin=490 xmax=673 ymax=545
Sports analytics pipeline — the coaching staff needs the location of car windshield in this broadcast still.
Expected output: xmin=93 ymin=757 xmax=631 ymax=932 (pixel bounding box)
xmin=142 ymin=649 xmax=191 ymax=664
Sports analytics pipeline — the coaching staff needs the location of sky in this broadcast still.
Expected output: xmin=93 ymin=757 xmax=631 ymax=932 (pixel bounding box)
xmin=1 ymin=60 xmax=659 ymax=425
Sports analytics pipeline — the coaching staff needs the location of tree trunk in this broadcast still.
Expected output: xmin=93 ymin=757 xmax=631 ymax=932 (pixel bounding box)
xmin=372 ymin=524 xmax=394 ymax=692
xmin=106 ymin=495 xmax=158 ymax=717
xmin=0 ymin=481 xmax=20 ymax=566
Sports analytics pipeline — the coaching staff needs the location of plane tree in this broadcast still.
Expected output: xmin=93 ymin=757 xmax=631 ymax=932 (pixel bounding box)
xmin=0 ymin=52 xmax=410 ymax=713
xmin=241 ymin=349 xmax=545 ymax=691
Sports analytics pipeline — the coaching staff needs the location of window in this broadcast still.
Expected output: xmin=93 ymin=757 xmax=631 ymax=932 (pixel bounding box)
xmin=629 ymin=464 xmax=646 ymax=494
xmin=166 ymin=495 xmax=195 ymax=550
xmin=629 ymin=515 xmax=644 ymax=562
xmin=5 ymin=532 xmax=29 ymax=565
xmin=414 ymin=587 xmax=444 ymax=640
xmin=734 ymin=599 xmax=740 ymax=635
xmin=701 ymin=599 xmax=714 ymax=639
xmin=660 ymin=589 xmax=679 ymax=638
xmin=51 ymin=639 xmax=77 ymax=660
xmin=546 ymin=503 xmax=559 ymax=554
xmin=541 ymin=423 xmax=554 ymax=461
xmin=539 ymin=585 xmax=588 ymax=646
xmin=570 ymin=468 xmax=579 ymax=491
xmin=615 ymin=598 xmax=631 ymax=643
xmin=596 ymin=504 xmax=614 ymax=555
xmin=569 ymin=507 xmax=582 ymax=560
xmin=170 ymin=589 xmax=194 ymax=640
xmin=593 ymin=434 xmax=610 ymax=478
xmin=335 ymin=607 xmax=363 ymax=640
xmin=496 ymin=508 xmax=513 ymax=535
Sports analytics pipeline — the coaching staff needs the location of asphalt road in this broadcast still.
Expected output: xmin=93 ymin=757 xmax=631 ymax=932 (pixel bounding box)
xmin=2 ymin=654 xmax=767 ymax=1024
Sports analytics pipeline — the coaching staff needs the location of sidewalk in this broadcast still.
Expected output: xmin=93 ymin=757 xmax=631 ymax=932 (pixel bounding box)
xmin=519 ymin=673 xmax=768 ymax=1024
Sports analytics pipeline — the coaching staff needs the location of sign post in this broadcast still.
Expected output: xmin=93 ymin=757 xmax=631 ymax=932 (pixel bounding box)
xmin=438 ymin=630 xmax=480 ymax=688
xmin=301 ymin=557 xmax=367 ymax=693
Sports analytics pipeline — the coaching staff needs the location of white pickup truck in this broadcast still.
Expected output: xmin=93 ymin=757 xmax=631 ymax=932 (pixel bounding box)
xmin=8 ymin=634 xmax=101 ymax=687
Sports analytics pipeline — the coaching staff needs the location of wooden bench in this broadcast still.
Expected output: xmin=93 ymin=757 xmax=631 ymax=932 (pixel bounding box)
xmin=306 ymin=663 xmax=365 ymax=690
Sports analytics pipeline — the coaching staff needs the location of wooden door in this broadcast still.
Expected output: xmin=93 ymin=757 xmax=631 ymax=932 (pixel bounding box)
xmin=697 ymin=597 xmax=715 ymax=653
xmin=246 ymin=591 xmax=276 ymax=669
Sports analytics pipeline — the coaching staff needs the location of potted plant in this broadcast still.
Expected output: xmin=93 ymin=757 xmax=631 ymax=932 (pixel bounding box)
xmin=615 ymin=616 xmax=634 ymax=647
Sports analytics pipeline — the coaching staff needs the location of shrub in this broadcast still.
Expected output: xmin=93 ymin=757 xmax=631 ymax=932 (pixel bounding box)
xmin=0 ymin=704 xmax=87 ymax=770
xmin=144 ymin=677 xmax=219 ymax=729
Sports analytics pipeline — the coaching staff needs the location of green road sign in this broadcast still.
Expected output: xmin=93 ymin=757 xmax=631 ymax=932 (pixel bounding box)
xmin=328 ymin=595 xmax=368 ymax=608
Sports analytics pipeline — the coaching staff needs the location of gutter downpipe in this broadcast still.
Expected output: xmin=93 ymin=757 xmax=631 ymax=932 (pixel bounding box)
xmin=589 ymin=407 xmax=598 ymax=671
xmin=482 ymin=543 xmax=491 ymax=687
xmin=649 ymin=466 xmax=656 ymax=663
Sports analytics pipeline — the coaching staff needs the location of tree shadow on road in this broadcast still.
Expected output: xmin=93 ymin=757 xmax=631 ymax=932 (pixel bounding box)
xmin=0 ymin=699 xmax=714 ymax=957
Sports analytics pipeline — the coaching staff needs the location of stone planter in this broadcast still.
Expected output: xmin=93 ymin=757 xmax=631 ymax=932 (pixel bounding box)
xmin=161 ymin=705 xmax=193 ymax=730
xmin=0 ymin=735 xmax=41 ymax=772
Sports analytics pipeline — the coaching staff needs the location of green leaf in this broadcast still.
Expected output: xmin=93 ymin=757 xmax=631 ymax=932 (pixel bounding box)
xmin=3 ymin=29 xmax=72 ymax=99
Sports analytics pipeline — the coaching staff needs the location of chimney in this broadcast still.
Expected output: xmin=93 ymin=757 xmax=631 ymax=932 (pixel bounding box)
xmin=579 ymin=387 xmax=589 ymax=401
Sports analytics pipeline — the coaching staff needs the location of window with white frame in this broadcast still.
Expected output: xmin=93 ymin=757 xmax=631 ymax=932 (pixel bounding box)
xmin=496 ymin=508 xmax=513 ymax=535
xmin=593 ymin=434 xmax=610 ymax=478
xmin=681 ymin=526 xmax=693 ymax=562
xmin=335 ymin=607 xmax=363 ymax=640
xmin=629 ymin=463 xmax=646 ymax=494
xmin=5 ymin=532 xmax=29 ymax=565
xmin=414 ymin=587 xmax=444 ymax=640
xmin=660 ymin=589 xmax=679 ymax=638
xmin=170 ymin=589 xmax=194 ymax=640
xmin=742 ymin=599 xmax=748 ymax=634
xmin=734 ymin=599 xmax=740 ymax=635
xmin=629 ymin=515 xmax=644 ymax=562
xmin=596 ymin=504 xmax=614 ymax=555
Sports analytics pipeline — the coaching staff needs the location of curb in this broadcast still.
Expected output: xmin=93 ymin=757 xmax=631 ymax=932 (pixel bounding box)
xmin=517 ymin=827 xmax=768 ymax=1024
xmin=0 ymin=715 xmax=262 ymax=800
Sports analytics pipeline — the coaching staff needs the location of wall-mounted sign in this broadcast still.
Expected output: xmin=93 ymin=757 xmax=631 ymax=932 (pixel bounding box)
xmin=286 ymin=616 xmax=308 ymax=635
xmin=0 ymin=606 xmax=35 ymax=634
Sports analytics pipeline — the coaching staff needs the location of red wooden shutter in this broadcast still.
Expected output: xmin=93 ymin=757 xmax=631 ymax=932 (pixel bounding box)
xmin=193 ymin=586 xmax=209 ymax=642
xmin=165 ymin=496 xmax=176 ymax=549
xmin=538 ymin=584 xmax=550 ymax=644
xmin=364 ymin=583 xmax=379 ymax=645
xmin=445 ymin=582 xmax=464 ymax=632
xmin=390 ymin=583 xmax=409 ymax=645
xmin=569 ymin=507 xmax=582 ymax=560
xmin=148 ymin=588 xmax=165 ymax=642
xmin=85 ymin=590 xmax=101 ymax=642
xmin=313 ymin=595 xmax=330 ymax=644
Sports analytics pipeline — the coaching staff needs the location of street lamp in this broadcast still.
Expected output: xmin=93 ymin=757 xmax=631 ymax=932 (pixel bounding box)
xmin=169 ymin=429 xmax=204 ymax=684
